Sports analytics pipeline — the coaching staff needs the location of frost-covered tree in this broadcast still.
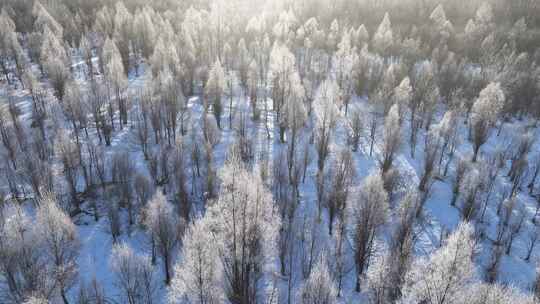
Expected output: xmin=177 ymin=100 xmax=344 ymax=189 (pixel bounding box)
xmin=298 ymin=214 xmax=322 ymax=281
xmin=269 ymin=42 xmax=299 ymax=120
xmin=143 ymin=192 xmax=180 ymax=285
xmin=429 ymin=4 xmax=454 ymax=44
xmin=476 ymin=152 xmax=503 ymax=222
xmin=0 ymin=9 xmax=25 ymax=85
xmin=528 ymin=155 xmax=540 ymax=195
xmin=150 ymin=36 xmax=180 ymax=78
xmin=134 ymin=172 xmax=153 ymax=208
xmin=464 ymin=2 xmax=495 ymax=58
xmin=199 ymin=129 xmax=217 ymax=201
xmin=102 ymin=38 xmax=128 ymax=128
xmin=110 ymin=151 xmax=135 ymax=228
xmin=400 ymin=222 xmax=476 ymax=304
xmin=279 ymin=73 xmax=306 ymax=180
xmin=459 ymin=283 xmax=537 ymax=304
xmin=112 ymin=2 xmax=133 ymax=75
xmin=327 ymin=19 xmax=340 ymax=51
xmin=372 ymin=13 xmax=393 ymax=55
xmin=168 ymin=217 xmax=223 ymax=304
xmin=23 ymin=70 xmax=48 ymax=140
xmin=438 ymin=53 xmax=461 ymax=100
xmin=329 ymin=216 xmax=352 ymax=297
xmin=182 ymin=7 xmax=209 ymax=70
xmin=236 ymin=38 xmax=249 ymax=88
xmin=206 ymin=156 xmax=280 ymax=303
xmin=378 ymin=62 xmax=399 ymax=113
xmin=327 ymin=149 xmax=355 ymax=235
xmin=222 ymin=42 xmax=232 ymax=71
xmin=76 ymin=278 xmax=107 ymax=304
xmin=133 ymin=7 xmax=156 ymax=61
xmin=224 ymin=71 xmax=237 ymax=130
xmin=80 ymin=34 xmax=94 ymax=79
xmin=19 ymin=149 xmax=54 ymax=201
xmin=381 ymin=104 xmax=401 ymax=174
xmin=62 ymin=81 xmax=86 ymax=144
xmin=418 ymin=132 xmax=439 ymax=192
xmin=55 ymin=129 xmax=82 ymax=212
xmin=278 ymin=69 xmax=305 ymax=145
xmin=171 ymin=142 xmax=190 ymax=222
xmin=40 ymin=26 xmax=70 ymax=100
xmin=32 ymin=2 xmax=63 ymax=38
xmin=470 ymin=82 xmax=505 ymax=162
xmin=95 ymin=5 xmax=114 ymax=39
xmin=87 ymin=80 xmax=112 ymax=145
xmin=314 ymin=79 xmax=341 ymax=172
xmin=498 ymin=132 xmax=530 ymax=197
xmin=333 ymin=31 xmax=358 ymax=115
xmin=1 ymin=2 xmax=539 ymax=303
xmin=22 ymin=297 xmax=49 ymax=304
xmin=353 ymin=45 xmax=370 ymax=95
xmin=205 ymin=59 xmax=226 ymax=129
xmin=367 ymin=110 xmax=378 ymax=157
xmin=273 ymin=9 xmax=297 ymax=42
xmin=134 ymin=91 xmax=151 ymax=159
xmin=535 ymin=263 xmax=540 ymax=301
xmin=177 ymin=9 xmax=199 ymax=95
xmin=106 ymin=201 xmax=121 ymax=244
xmin=451 ymin=157 xmax=471 ymax=206
xmin=153 ymin=68 xmax=188 ymax=143
xmin=247 ymin=59 xmax=260 ymax=120
xmin=202 ymin=112 xmax=221 ymax=149
xmin=410 ymin=61 xmax=438 ymax=157
xmin=459 ymin=168 xmax=483 ymax=221
xmin=0 ymin=204 xmax=54 ymax=303
xmin=35 ymin=194 xmax=80 ymax=304
xmin=434 ymin=109 xmax=460 ymax=176
xmin=347 ymin=105 xmax=363 ymax=152
xmin=0 ymin=106 xmax=20 ymax=172
xmin=110 ymin=243 xmax=157 ymax=304
xmin=297 ymin=17 xmax=323 ymax=75
xmin=383 ymin=192 xmax=419 ymax=302
xmin=393 ymin=77 xmax=412 ymax=123
xmin=29 ymin=3 xmax=61 ymax=69
xmin=349 ymin=171 xmax=389 ymax=292
xmin=299 ymin=256 xmax=337 ymax=304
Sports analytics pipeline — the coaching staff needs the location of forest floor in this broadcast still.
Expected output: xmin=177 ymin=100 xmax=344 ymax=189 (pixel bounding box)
xmin=2 ymin=56 xmax=539 ymax=302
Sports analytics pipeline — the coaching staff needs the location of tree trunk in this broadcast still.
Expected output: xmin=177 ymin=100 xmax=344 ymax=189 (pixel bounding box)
xmin=61 ymin=289 xmax=70 ymax=304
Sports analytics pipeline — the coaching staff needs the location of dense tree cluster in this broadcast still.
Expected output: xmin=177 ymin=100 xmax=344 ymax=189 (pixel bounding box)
xmin=0 ymin=0 xmax=540 ymax=303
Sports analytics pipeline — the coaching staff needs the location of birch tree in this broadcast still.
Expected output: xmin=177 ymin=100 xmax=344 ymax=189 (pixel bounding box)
xmin=313 ymin=79 xmax=341 ymax=172
xmin=40 ymin=26 xmax=69 ymax=100
xmin=35 ymin=194 xmax=80 ymax=304
xmin=400 ymin=222 xmax=476 ymax=304
xmin=381 ymin=104 xmax=401 ymax=174
xmin=206 ymin=156 xmax=280 ymax=303
xmin=103 ymin=38 xmax=128 ymax=128
xmin=168 ymin=217 xmax=223 ymax=304
xmin=372 ymin=13 xmax=393 ymax=55
xmin=143 ymin=192 xmax=180 ymax=285
xmin=349 ymin=172 xmax=389 ymax=292
xmin=110 ymin=243 xmax=157 ymax=304
xmin=471 ymin=82 xmax=505 ymax=162
xmin=299 ymin=256 xmax=337 ymax=304
xmin=333 ymin=31 xmax=358 ymax=115
xmin=205 ymin=59 xmax=226 ymax=129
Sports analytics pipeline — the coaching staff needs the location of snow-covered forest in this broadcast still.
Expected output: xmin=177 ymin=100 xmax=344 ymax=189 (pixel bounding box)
xmin=1 ymin=0 xmax=540 ymax=303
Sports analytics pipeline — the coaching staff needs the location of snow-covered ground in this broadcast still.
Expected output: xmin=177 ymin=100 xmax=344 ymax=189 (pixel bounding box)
xmin=2 ymin=53 xmax=540 ymax=303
